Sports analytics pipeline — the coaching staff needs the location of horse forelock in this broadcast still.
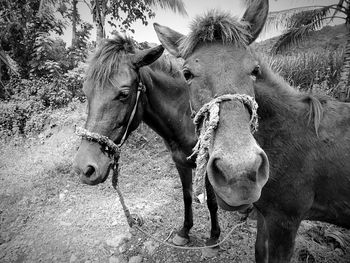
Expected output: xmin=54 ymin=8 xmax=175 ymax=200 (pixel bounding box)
xmin=86 ymin=35 xmax=136 ymax=89
xmin=179 ymin=9 xmax=252 ymax=58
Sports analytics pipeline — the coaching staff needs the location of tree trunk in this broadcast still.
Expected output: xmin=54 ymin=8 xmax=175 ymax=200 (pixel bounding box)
xmin=71 ymin=0 xmax=78 ymax=47
xmin=93 ymin=0 xmax=106 ymax=46
xmin=96 ymin=22 xmax=105 ymax=46
xmin=335 ymin=29 xmax=350 ymax=102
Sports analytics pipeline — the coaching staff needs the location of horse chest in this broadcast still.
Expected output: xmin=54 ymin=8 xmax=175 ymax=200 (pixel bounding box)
xmin=165 ymin=140 xmax=195 ymax=168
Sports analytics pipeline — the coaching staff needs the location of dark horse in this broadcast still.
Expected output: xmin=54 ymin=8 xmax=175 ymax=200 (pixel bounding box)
xmin=73 ymin=36 xmax=221 ymax=247
xmin=154 ymin=0 xmax=350 ymax=262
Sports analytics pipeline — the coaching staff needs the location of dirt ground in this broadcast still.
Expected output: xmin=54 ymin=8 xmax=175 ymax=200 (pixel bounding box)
xmin=1 ymin=103 xmax=350 ymax=263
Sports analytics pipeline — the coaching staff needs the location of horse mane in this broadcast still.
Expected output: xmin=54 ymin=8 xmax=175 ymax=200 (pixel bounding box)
xmin=86 ymin=35 xmax=135 ymax=88
xmin=179 ymin=9 xmax=251 ymax=58
xmin=86 ymin=35 xmax=182 ymax=88
xmin=257 ymin=57 xmax=325 ymax=135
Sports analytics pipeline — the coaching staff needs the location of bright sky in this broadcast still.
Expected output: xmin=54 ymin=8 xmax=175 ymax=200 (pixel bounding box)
xmin=61 ymin=0 xmax=338 ymax=45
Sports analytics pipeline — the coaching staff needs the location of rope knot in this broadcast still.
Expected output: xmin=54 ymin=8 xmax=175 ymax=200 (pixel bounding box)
xmin=188 ymin=94 xmax=259 ymax=197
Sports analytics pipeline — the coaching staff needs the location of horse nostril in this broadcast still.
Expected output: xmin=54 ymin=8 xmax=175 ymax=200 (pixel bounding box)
xmin=210 ymin=158 xmax=228 ymax=186
xmin=84 ymin=165 xmax=96 ymax=178
xmin=247 ymin=170 xmax=257 ymax=183
xmin=257 ymin=151 xmax=269 ymax=184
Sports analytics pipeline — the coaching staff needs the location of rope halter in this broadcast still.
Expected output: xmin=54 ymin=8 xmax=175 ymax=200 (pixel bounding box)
xmin=187 ymin=94 xmax=259 ymax=197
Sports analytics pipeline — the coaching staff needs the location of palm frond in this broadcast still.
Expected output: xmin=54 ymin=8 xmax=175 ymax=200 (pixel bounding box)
xmin=0 ymin=50 xmax=19 ymax=75
xmin=38 ymin=0 xmax=60 ymax=16
xmin=145 ymin=0 xmax=187 ymax=16
xmin=271 ymin=6 xmax=334 ymax=54
xmin=265 ymin=6 xmax=323 ymax=32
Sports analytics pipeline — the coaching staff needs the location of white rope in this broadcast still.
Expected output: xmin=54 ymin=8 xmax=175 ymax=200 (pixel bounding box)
xmin=188 ymin=94 xmax=259 ymax=197
xmin=75 ymin=126 xmax=120 ymax=156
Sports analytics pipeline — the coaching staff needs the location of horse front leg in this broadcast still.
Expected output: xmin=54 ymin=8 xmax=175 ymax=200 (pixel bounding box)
xmin=172 ymin=164 xmax=193 ymax=245
xmin=196 ymin=175 xmax=221 ymax=257
xmin=255 ymin=210 xmax=268 ymax=263
xmin=262 ymin=214 xmax=301 ymax=263
xmin=205 ymin=174 xmax=220 ymax=245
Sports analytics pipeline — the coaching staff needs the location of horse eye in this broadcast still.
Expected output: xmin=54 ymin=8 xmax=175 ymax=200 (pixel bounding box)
xmin=251 ymin=65 xmax=261 ymax=77
xmin=183 ymin=69 xmax=194 ymax=82
xmin=114 ymin=89 xmax=130 ymax=101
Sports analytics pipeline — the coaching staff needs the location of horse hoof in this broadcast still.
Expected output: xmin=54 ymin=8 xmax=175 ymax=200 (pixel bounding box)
xmin=172 ymin=234 xmax=189 ymax=246
xmin=201 ymin=246 xmax=220 ymax=258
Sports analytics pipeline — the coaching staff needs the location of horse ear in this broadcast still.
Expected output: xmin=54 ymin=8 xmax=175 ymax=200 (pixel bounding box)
xmin=153 ymin=23 xmax=184 ymax=58
xmin=132 ymin=45 xmax=164 ymax=68
xmin=242 ymin=0 xmax=269 ymax=44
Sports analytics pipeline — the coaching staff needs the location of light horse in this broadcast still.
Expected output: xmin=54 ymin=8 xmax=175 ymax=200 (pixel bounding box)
xmin=154 ymin=0 xmax=350 ymax=262
xmin=73 ymin=36 xmax=221 ymax=247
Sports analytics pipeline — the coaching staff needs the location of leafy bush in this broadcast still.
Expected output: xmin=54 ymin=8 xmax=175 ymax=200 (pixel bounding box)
xmin=29 ymin=33 xmax=63 ymax=78
xmin=63 ymin=62 xmax=87 ymax=101
xmin=0 ymin=72 xmax=85 ymax=138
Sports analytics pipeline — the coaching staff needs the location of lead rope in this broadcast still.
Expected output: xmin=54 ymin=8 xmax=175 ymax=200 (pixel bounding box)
xmin=75 ymin=89 xmax=250 ymax=251
xmin=112 ymin=152 xmax=247 ymax=250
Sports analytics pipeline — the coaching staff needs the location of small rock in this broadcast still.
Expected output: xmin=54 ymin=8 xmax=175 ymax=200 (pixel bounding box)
xmin=143 ymin=240 xmax=159 ymax=255
xmin=64 ymin=209 xmax=72 ymax=215
xmin=201 ymin=247 xmax=219 ymax=259
xmin=0 ymin=237 xmax=6 ymax=245
xmin=106 ymin=233 xmax=132 ymax=248
xmin=128 ymin=255 xmax=142 ymax=263
xmin=197 ymin=193 xmax=206 ymax=204
xmin=111 ymin=220 xmax=119 ymax=226
xmin=59 ymin=221 xmax=72 ymax=226
xmin=109 ymin=255 xmax=127 ymax=263
xmin=119 ymin=243 xmax=127 ymax=253
xmin=59 ymin=193 xmax=66 ymax=201
xmin=129 ymin=228 xmax=137 ymax=236
xmin=69 ymin=254 xmax=77 ymax=263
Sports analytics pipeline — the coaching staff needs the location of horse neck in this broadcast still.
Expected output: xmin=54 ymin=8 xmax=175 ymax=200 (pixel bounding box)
xmin=255 ymin=62 xmax=301 ymax=116
xmin=139 ymin=67 xmax=196 ymax=148
xmin=254 ymin=65 xmax=323 ymax=142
